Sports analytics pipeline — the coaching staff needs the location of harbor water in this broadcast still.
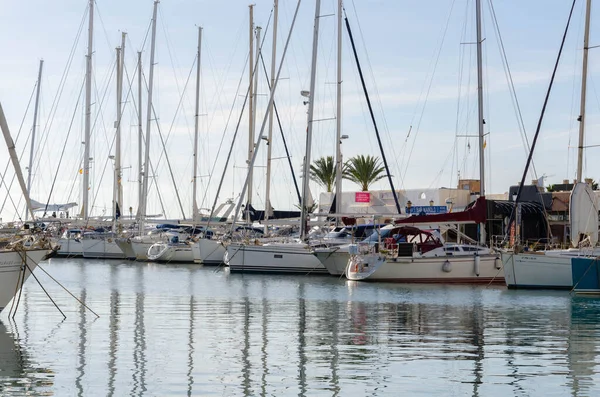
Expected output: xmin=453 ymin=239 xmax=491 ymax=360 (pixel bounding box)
xmin=1 ymin=258 xmax=600 ymax=396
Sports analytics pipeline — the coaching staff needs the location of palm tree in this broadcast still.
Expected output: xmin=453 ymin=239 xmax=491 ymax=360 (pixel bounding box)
xmin=344 ymin=155 xmax=386 ymax=191
xmin=310 ymin=156 xmax=336 ymax=192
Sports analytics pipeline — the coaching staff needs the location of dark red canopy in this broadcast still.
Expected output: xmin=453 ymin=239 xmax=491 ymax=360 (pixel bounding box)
xmin=395 ymin=197 xmax=487 ymax=225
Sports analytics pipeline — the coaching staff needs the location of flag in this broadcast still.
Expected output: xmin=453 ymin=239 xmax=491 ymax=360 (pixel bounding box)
xmin=79 ymin=168 xmax=83 ymax=174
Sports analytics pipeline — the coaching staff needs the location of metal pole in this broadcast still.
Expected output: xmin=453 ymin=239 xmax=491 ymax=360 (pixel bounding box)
xmin=113 ymin=46 xmax=121 ymax=224
xmin=82 ymin=0 xmax=94 ymax=220
xmin=577 ymin=0 xmax=592 ymax=183
xmin=247 ymin=5 xmax=255 ymax=223
xmin=334 ymin=0 xmax=343 ymax=223
xmin=475 ymin=0 xmax=486 ymax=244
xmin=300 ymin=0 xmax=322 ymax=240
xmin=264 ymin=0 xmax=279 ymax=232
xmin=193 ymin=27 xmax=202 ymax=223
xmin=137 ymin=51 xmax=143 ymax=221
xmin=141 ymin=0 xmax=159 ymax=223
xmin=27 ymin=59 xmax=44 ymax=208
xmin=117 ymin=32 xmax=126 ymax=216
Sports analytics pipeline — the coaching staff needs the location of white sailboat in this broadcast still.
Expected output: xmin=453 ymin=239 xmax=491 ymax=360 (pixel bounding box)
xmin=226 ymin=0 xmax=340 ymax=274
xmin=501 ymin=0 xmax=597 ymax=289
xmin=145 ymin=25 xmax=204 ymax=264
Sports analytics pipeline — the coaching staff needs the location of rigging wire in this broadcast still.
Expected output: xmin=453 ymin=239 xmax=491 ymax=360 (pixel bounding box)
xmin=505 ymin=0 xmax=578 ymax=243
xmin=487 ymin=0 xmax=538 ymax=178
xmin=400 ymin=0 xmax=458 ymax=186
xmin=39 ymin=77 xmax=86 ymax=218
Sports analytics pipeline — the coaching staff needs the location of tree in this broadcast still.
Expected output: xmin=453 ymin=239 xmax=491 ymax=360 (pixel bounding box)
xmin=310 ymin=156 xmax=336 ymax=192
xmin=344 ymin=155 xmax=387 ymax=191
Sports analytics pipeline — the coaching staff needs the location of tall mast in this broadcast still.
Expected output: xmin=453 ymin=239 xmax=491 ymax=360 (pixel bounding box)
xmin=82 ymin=0 xmax=94 ymax=220
xmin=334 ymin=0 xmax=343 ymax=222
xmin=116 ymin=32 xmax=126 ymax=220
xmin=247 ymin=5 xmax=255 ymax=224
xmin=113 ymin=45 xmax=122 ymax=224
xmin=475 ymin=0 xmax=486 ymax=244
xmin=230 ymin=0 xmax=302 ymax=232
xmin=0 ymin=103 xmax=36 ymax=221
xmin=193 ymin=26 xmax=203 ymax=223
xmin=577 ymin=0 xmax=592 ymax=183
xmin=140 ymin=0 xmax=159 ymax=224
xmin=264 ymin=0 xmax=279 ymax=232
xmin=300 ymin=0 xmax=322 ymax=240
xmin=113 ymin=33 xmax=126 ymax=225
xmin=27 ymin=59 xmax=43 ymax=212
xmin=137 ymin=51 xmax=143 ymax=219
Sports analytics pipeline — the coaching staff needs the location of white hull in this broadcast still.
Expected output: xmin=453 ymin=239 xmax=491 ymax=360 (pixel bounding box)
xmin=501 ymin=251 xmax=572 ymax=289
xmin=81 ymin=238 xmax=125 ymax=259
xmin=56 ymin=238 xmax=83 ymax=257
xmin=313 ymin=248 xmax=349 ymax=276
xmin=225 ymin=243 xmax=328 ymax=274
xmin=0 ymin=249 xmax=48 ymax=312
xmin=131 ymin=241 xmax=153 ymax=261
xmin=366 ymin=254 xmax=503 ymax=284
xmin=115 ymin=238 xmax=136 ymax=259
xmin=148 ymin=243 xmax=195 ymax=263
xmin=191 ymin=239 xmax=226 ymax=265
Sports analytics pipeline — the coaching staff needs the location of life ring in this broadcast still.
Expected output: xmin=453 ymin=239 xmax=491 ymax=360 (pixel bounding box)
xmin=352 ymin=262 xmax=358 ymax=273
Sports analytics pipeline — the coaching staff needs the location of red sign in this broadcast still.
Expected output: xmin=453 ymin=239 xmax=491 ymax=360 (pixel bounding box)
xmin=355 ymin=192 xmax=371 ymax=203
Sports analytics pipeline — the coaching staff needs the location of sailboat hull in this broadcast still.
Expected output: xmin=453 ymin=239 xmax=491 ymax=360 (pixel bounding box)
xmin=81 ymin=238 xmax=125 ymax=259
xmin=501 ymin=251 xmax=572 ymax=289
xmin=0 ymin=249 xmax=48 ymax=312
xmin=225 ymin=243 xmax=328 ymax=274
xmin=56 ymin=238 xmax=83 ymax=257
xmin=191 ymin=239 xmax=226 ymax=265
xmin=366 ymin=254 xmax=503 ymax=284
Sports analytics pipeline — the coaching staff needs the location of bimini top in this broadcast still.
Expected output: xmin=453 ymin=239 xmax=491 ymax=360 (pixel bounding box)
xmin=395 ymin=197 xmax=487 ymax=226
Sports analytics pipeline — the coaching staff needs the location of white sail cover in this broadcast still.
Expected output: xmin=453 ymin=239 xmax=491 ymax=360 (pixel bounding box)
xmin=569 ymin=182 xmax=599 ymax=247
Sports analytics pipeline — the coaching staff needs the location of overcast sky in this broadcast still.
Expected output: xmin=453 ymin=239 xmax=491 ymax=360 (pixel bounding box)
xmin=1 ymin=0 xmax=600 ymax=221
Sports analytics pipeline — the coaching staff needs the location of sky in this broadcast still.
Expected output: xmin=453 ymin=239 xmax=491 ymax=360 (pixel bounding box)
xmin=2 ymin=0 xmax=600 ymax=222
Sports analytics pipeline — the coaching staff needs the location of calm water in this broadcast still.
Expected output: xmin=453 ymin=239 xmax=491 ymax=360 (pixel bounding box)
xmin=1 ymin=258 xmax=600 ymax=396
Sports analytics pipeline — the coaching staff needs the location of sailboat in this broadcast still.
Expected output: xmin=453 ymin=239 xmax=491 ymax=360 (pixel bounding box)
xmin=146 ymin=26 xmax=204 ymax=264
xmin=225 ymin=0 xmax=344 ymax=274
xmin=501 ymin=0 xmax=598 ymax=290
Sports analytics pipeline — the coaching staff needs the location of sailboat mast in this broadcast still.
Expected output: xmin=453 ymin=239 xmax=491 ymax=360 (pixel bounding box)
xmin=141 ymin=0 xmax=159 ymax=224
xmin=334 ymin=0 xmax=343 ymax=222
xmin=475 ymin=0 xmax=485 ymax=197
xmin=193 ymin=26 xmax=203 ymax=223
xmin=475 ymin=0 xmax=486 ymax=245
xmin=300 ymin=0 xmax=322 ymax=240
xmin=264 ymin=0 xmax=279 ymax=232
xmin=116 ymin=32 xmax=126 ymax=219
xmin=27 ymin=59 xmax=43 ymax=205
xmin=82 ymin=0 xmax=94 ymax=220
xmin=113 ymin=45 xmax=122 ymax=224
xmin=137 ymin=51 xmax=143 ymax=220
xmin=247 ymin=5 xmax=255 ymax=224
xmin=577 ymin=0 xmax=592 ymax=183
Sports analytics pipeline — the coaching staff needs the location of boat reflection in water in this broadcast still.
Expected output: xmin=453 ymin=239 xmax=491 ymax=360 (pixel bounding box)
xmin=5 ymin=259 xmax=600 ymax=395
xmin=0 ymin=321 xmax=54 ymax=394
